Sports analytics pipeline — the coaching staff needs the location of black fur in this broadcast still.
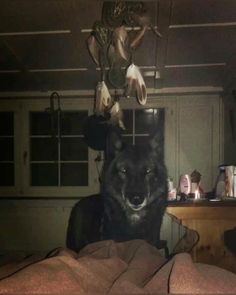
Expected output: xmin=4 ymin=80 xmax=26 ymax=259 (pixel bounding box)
xmin=66 ymin=127 xmax=168 ymax=252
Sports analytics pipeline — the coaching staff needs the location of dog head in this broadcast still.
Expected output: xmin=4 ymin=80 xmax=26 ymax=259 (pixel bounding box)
xmin=101 ymin=127 xmax=168 ymax=213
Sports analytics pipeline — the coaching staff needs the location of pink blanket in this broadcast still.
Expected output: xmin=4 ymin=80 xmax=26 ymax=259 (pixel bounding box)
xmin=0 ymin=239 xmax=236 ymax=293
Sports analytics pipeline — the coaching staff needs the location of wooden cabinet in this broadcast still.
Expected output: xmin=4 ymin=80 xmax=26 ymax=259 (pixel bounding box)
xmin=167 ymin=202 xmax=236 ymax=273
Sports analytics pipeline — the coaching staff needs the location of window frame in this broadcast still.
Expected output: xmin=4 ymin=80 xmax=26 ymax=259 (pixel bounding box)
xmin=29 ymin=110 xmax=90 ymax=187
xmin=0 ymin=96 xmax=175 ymax=198
xmin=0 ymin=101 xmax=22 ymax=196
xmin=21 ymin=98 xmax=100 ymax=197
xmin=121 ymin=108 xmax=165 ymax=145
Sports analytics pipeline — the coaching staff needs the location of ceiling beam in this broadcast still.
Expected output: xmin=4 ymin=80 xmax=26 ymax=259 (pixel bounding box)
xmin=0 ymin=86 xmax=223 ymax=98
xmin=0 ymin=30 xmax=71 ymax=36
xmin=165 ymin=63 xmax=226 ymax=69
xmin=0 ymin=65 xmax=158 ymax=73
xmin=170 ymin=22 xmax=236 ymax=29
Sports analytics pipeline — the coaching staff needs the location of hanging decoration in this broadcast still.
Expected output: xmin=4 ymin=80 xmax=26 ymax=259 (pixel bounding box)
xmin=45 ymin=91 xmax=61 ymax=139
xmin=85 ymin=1 xmax=161 ymax=149
xmin=125 ymin=63 xmax=147 ymax=105
xmin=95 ymin=81 xmax=112 ymax=116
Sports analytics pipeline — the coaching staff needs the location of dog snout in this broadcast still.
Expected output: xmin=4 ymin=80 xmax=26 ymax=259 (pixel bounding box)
xmin=128 ymin=194 xmax=145 ymax=206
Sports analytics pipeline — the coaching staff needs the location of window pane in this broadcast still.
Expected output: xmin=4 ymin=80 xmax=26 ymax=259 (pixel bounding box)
xmin=61 ymin=163 xmax=88 ymax=186
xmin=29 ymin=110 xmax=93 ymax=187
xmin=135 ymin=109 xmax=156 ymax=134
xmin=122 ymin=110 xmax=133 ymax=134
xmin=0 ymin=112 xmax=14 ymax=186
xmin=0 ymin=112 xmax=14 ymax=136
xmin=121 ymin=136 xmax=133 ymax=145
xmin=30 ymin=112 xmax=58 ymax=135
xmin=135 ymin=108 xmax=165 ymax=134
xmin=61 ymin=111 xmax=88 ymax=135
xmin=61 ymin=138 xmax=88 ymax=161
xmin=135 ymin=136 xmax=150 ymax=145
xmin=31 ymin=138 xmax=58 ymax=161
xmin=31 ymin=163 xmax=58 ymax=186
xmin=0 ymin=138 xmax=14 ymax=161
xmin=0 ymin=163 xmax=14 ymax=186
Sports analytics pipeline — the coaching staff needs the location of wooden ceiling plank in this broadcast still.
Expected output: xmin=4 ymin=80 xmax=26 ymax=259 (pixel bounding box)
xmin=155 ymin=0 xmax=173 ymax=88
xmin=0 ymin=0 xmax=234 ymax=93
xmin=172 ymin=0 xmax=236 ymax=25
xmin=0 ymin=30 xmax=71 ymax=36
xmin=0 ymin=40 xmax=46 ymax=91
xmin=55 ymin=0 xmax=92 ymax=70
xmin=163 ymin=66 xmax=224 ymax=88
xmin=0 ymin=40 xmax=20 ymax=70
xmin=1 ymin=40 xmax=27 ymax=74
xmin=4 ymin=34 xmax=86 ymax=69
xmin=0 ymin=86 xmax=223 ymax=98
xmin=0 ymin=0 xmax=70 ymax=33
xmin=0 ymin=70 xmax=20 ymax=73
xmin=30 ymin=68 xmax=87 ymax=72
xmin=167 ymin=26 xmax=236 ymax=65
xmin=165 ymin=63 xmax=226 ymax=68
xmin=170 ymin=22 xmax=236 ymax=29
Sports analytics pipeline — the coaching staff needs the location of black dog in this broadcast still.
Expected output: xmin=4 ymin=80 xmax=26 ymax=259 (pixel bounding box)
xmin=66 ymin=127 xmax=168 ymax=252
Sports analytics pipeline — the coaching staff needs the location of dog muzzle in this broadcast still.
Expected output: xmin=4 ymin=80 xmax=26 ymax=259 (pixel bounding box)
xmin=126 ymin=195 xmax=147 ymax=211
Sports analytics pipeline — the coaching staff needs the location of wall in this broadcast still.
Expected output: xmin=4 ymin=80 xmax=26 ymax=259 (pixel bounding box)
xmin=170 ymin=94 xmax=223 ymax=191
xmin=223 ymin=92 xmax=236 ymax=164
xmin=0 ymin=93 xmax=224 ymax=253
xmin=0 ymin=199 xmax=75 ymax=253
xmin=0 ymin=198 xmax=185 ymax=254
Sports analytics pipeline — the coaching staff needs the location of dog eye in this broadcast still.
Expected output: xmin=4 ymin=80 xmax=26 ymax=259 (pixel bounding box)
xmin=119 ymin=167 xmax=126 ymax=174
xmin=146 ymin=168 xmax=152 ymax=174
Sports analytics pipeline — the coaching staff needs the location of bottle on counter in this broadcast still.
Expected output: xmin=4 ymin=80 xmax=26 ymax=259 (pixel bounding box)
xmin=234 ymin=167 xmax=236 ymax=198
xmin=178 ymin=174 xmax=191 ymax=195
xmin=167 ymin=177 xmax=177 ymax=201
xmin=215 ymin=165 xmax=225 ymax=198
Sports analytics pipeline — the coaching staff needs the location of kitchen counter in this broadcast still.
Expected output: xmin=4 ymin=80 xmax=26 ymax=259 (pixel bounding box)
xmin=168 ymin=199 xmax=236 ymax=207
xmin=166 ymin=203 xmax=236 ymax=273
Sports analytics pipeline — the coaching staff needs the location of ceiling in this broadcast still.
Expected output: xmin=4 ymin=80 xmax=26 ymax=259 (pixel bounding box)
xmin=0 ymin=0 xmax=235 ymax=96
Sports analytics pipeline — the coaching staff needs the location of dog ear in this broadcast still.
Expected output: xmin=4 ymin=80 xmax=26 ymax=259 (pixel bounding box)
xmin=149 ymin=128 xmax=164 ymax=158
xmin=105 ymin=127 xmax=124 ymax=160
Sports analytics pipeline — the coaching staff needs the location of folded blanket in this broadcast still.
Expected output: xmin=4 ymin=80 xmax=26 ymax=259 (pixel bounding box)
xmin=0 ymin=239 xmax=236 ymax=293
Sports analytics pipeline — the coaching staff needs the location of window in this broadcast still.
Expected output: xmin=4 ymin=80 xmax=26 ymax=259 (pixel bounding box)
xmin=122 ymin=108 xmax=165 ymax=146
xmin=95 ymin=108 xmax=165 ymax=182
xmin=0 ymin=99 xmax=169 ymax=197
xmin=0 ymin=112 xmax=14 ymax=186
xmin=0 ymin=96 xmax=223 ymax=197
xmin=30 ymin=111 xmax=89 ymax=187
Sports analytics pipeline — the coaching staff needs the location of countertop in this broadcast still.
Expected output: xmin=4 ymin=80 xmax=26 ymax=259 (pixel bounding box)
xmin=168 ymin=198 xmax=236 ymax=207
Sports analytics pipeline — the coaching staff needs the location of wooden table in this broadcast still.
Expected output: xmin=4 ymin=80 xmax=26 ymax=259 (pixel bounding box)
xmin=167 ymin=200 xmax=236 ymax=273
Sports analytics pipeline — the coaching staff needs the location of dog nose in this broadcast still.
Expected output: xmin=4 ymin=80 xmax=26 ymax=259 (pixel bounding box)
xmin=129 ymin=195 xmax=144 ymax=205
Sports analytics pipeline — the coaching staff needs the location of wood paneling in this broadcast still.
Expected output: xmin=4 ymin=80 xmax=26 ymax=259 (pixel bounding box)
xmin=167 ymin=27 xmax=236 ymax=65
xmin=0 ymin=1 xmax=72 ymax=32
xmin=0 ymin=0 xmax=235 ymax=92
xmin=167 ymin=205 xmax=236 ymax=273
xmin=5 ymin=35 xmax=83 ymax=69
xmin=0 ymin=200 xmax=76 ymax=252
xmin=178 ymin=104 xmax=213 ymax=187
xmin=171 ymin=0 xmax=236 ymax=25
xmin=163 ymin=66 xmax=224 ymax=87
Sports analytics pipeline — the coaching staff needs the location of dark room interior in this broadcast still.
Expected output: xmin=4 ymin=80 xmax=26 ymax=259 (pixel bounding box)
xmin=0 ymin=0 xmax=236 ymax=292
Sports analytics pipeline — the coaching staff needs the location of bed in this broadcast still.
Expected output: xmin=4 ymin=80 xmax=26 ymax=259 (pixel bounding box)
xmin=1 ymin=236 xmax=236 ymax=293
